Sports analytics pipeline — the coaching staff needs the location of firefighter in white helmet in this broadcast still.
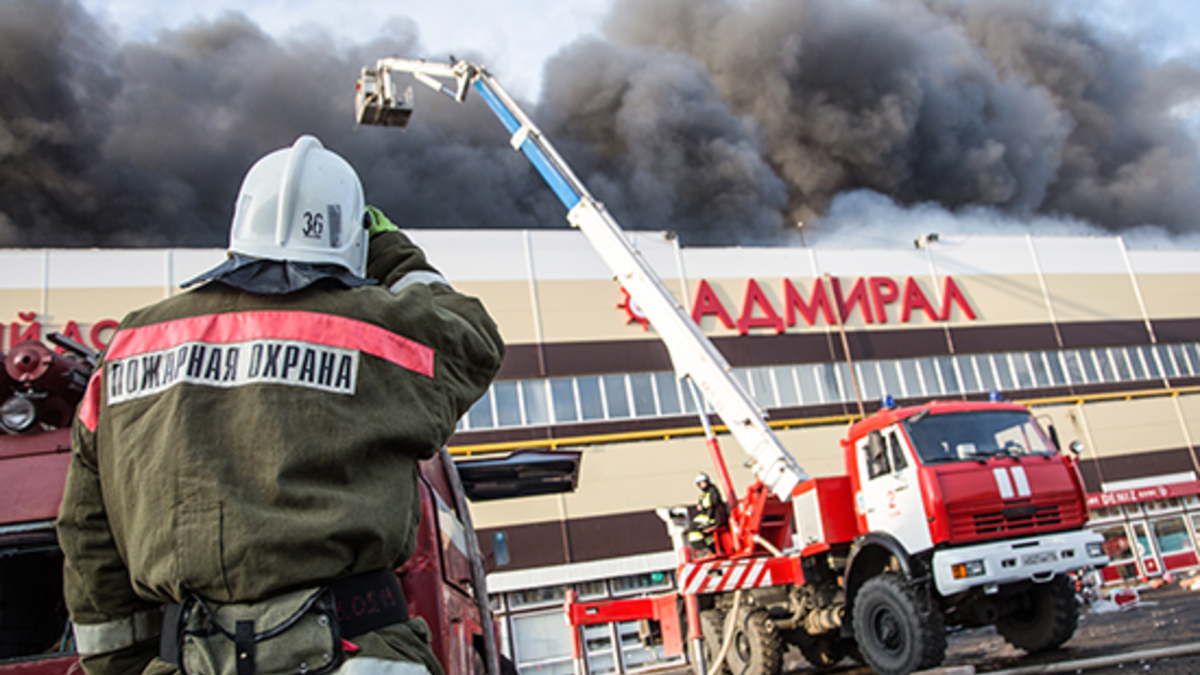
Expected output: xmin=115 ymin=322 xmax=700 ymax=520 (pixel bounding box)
xmin=57 ymin=135 xmax=504 ymax=675
xmin=687 ymin=473 xmax=728 ymax=556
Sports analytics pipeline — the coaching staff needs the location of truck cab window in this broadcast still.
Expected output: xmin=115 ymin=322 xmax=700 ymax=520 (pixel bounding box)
xmin=865 ymin=431 xmax=891 ymax=479
xmin=888 ymin=432 xmax=908 ymax=471
xmin=903 ymin=410 xmax=1055 ymax=465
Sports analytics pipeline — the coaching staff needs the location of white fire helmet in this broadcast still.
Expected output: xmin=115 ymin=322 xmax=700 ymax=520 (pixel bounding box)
xmin=228 ymin=135 xmax=368 ymax=277
xmin=696 ymin=473 xmax=710 ymax=486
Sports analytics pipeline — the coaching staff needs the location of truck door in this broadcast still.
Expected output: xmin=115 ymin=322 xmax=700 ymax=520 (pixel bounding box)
xmin=857 ymin=427 xmax=933 ymax=553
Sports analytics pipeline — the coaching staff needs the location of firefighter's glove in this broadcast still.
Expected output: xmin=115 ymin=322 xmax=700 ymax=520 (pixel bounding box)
xmin=365 ymin=206 xmax=400 ymax=236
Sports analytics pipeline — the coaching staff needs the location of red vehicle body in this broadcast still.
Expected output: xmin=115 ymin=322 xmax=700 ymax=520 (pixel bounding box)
xmin=568 ymin=399 xmax=1108 ymax=675
xmin=0 ymin=337 xmax=550 ymax=675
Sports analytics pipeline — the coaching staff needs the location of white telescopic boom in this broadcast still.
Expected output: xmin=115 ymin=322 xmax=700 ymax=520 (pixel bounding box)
xmin=363 ymin=58 xmax=809 ymax=500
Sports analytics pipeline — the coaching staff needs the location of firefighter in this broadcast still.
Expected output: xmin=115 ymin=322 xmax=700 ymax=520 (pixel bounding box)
xmin=687 ymin=473 xmax=728 ymax=555
xmin=56 ymin=136 xmax=504 ymax=675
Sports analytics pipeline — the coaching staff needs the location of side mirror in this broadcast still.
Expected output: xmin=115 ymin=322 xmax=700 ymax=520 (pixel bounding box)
xmin=1047 ymin=424 xmax=1061 ymax=452
xmin=1069 ymin=440 xmax=1085 ymax=456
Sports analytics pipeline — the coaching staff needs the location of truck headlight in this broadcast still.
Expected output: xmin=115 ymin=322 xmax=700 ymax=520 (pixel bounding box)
xmin=1087 ymin=542 xmax=1105 ymax=558
xmin=0 ymin=395 xmax=37 ymax=433
xmin=952 ymin=560 xmax=987 ymax=579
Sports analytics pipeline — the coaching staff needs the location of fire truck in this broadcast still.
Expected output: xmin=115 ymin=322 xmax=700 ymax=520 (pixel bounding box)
xmin=352 ymin=59 xmax=1110 ymax=675
xmin=0 ymin=335 xmax=578 ymax=675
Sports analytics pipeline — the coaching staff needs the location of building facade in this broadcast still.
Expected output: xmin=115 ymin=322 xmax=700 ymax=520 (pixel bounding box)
xmin=3 ymin=232 xmax=1200 ymax=673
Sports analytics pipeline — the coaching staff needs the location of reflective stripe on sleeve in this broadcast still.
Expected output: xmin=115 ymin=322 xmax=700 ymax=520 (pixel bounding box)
xmin=389 ymin=271 xmax=450 ymax=295
xmin=73 ymin=608 xmax=163 ymax=656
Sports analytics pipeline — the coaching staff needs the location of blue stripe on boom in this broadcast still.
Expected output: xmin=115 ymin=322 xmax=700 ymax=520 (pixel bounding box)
xmin=473 ymin=80 xmax=582 ymax=211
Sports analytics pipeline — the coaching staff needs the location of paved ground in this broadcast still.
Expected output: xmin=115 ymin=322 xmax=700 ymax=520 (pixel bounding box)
xmin=939 ymin=583 xmax=1200 ymax=675
xmin=653 ymin=583 xmax=1200 ymax=675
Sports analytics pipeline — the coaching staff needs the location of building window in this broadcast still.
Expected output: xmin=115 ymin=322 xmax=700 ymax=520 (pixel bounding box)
xmin=455 ymin=341 xmax=1200 ymax=432
xmin=511 ymin=610 xmax=574 ymax=675
xmin=611 ymin=571 xmax=672 ymax=596
xmin=584 ymin=624 xmax=618 ymax=675
xmin=1152 ymin=516 xmax=1194 ymax=558
xmin=509 ymin=585 xmax=567 ymax=610
xmin=551 ymin=378 xmax=578 ymax=423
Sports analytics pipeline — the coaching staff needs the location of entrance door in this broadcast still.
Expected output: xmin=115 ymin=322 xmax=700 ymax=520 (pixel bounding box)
xmin=857 ymin=426 xmax=933 ymax=554
xmin=1131 ymin=521 xmax=1161 ymax=576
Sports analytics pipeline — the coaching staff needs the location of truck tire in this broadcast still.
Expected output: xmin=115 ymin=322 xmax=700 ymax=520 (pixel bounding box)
xmin=723 ymin=608 xmax=782 ymax=675
xmin=852 ymin=574 xmax=946 ymax=675
xmin=700 ymin=609 xmax=731 ymax=675
xmin=996 ymin=574 xmax=1079 ymax=653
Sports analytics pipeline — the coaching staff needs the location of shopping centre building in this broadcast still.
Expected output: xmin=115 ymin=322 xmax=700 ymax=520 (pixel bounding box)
xmin=3 ymin=231 xmax=1200 ymax=674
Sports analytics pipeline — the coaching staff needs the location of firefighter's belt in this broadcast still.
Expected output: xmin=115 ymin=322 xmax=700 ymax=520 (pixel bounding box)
xmin=160 ymin=569 xmax=408 ymax=675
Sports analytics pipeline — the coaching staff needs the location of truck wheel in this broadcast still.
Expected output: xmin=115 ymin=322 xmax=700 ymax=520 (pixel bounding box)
xmin=852 ymin=574 xmax=946 ymax=675
xmin=723 ymin=608 xmax=782 ymax=675
xmin=700 ymin=609 xmax=731 ymax=675
xmin=996 ymin=574 xmax=1079 ymax=653
xmin=797 ymin=635 xmax=845 ymax=668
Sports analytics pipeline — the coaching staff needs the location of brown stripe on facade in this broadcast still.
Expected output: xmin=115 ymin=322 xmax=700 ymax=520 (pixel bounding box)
xmin=493 ymin=320 xmax=1163 ymax=380
xmin=1058 ymin=321 xmax=1153 ymax=348
xmin=1153 ymin=319 xmax=1200 ymax=344
xmin=476 ymin=510 xmax=671 ymax=573
xmin=949 ymin=323 xmax=1061 ymax=354
xmin=1076 ymin=446 xmax=1200 ymax=494
xmin=830 ymin=328 xmax=950 ymax=362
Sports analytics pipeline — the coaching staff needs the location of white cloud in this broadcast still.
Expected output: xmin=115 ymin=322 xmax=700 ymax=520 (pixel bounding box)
xmin=808 ymin=189 xmax=1200 ymax=250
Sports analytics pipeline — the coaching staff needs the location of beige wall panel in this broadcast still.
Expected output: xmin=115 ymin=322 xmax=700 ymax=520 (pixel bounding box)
xmin=776 ymin=424 xmax=854 ymax=479
xmin=0 ymin=289 xmax=45 ymax=318
xmin=533 ymin=279 xmax=687 ymax=343
xmin=43 ymin=288 xmax=169 ymax=325
xmin=559 ymin=435 xmax=758 ymax=521
xmin=472 ymin=423 xmax=853 ymax=528
xmin=1171 ymin=394 xmax=1200 ymax=451
xmin=1075 ymin=397 xmax=1188 ymax=458
xmin=950 ymin=274 xmax=1049 ymax=326
xmin=1042 ymin=275 xmax=1143 ymax=322
xmin=1137 ymin=274 xmax=1200 ymax=321
xmin=455 ymin=280 xmax=537 ymax=344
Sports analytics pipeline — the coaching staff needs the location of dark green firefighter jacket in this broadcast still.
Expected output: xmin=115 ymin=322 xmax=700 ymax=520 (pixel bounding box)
xmin=56 ymin=229 xmax=505 ymax=675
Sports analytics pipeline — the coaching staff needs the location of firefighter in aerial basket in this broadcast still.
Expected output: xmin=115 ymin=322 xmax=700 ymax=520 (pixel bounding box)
xmin=687 ymin=473 xmax=729 ymax=556
xmin=56 ymin=135 xmax=505 ymax=675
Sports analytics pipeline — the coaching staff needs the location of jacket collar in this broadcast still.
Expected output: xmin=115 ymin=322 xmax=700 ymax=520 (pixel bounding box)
xmin=182 ymin=253 xmax=376 ymax=295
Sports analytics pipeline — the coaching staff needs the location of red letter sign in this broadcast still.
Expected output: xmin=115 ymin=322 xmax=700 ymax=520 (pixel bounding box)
xmin=939 ymin=277 xmax=977 ymax=321
xmin=830 ymin=278 xmax=874 ymax=324
xmin=737 ymin=279 xmax=784 ymax=335
xmin=783 ymin=278 xmax=835 ymax=326
xmin=691 ymin=280 xmax=735 ymax=329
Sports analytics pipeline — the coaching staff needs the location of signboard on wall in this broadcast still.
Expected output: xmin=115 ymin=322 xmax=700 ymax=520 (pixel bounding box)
xmin=622 ymin=275 xmax=978 ymax=334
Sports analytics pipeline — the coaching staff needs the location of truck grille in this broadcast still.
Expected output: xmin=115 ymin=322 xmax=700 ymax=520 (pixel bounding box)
xmin=947 ymin=496 xmax=1086 ymax=542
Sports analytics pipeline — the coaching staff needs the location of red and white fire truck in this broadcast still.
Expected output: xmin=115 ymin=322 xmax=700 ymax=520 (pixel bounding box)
xmin=0 ymin=335 xmax=578 ymax=675
xmin=352 ymin=59 xmax=1110 ymax=675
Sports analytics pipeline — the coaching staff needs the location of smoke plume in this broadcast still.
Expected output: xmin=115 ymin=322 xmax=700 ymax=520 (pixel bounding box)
xmin=1 ymin=0 xmax=1200 ymax=247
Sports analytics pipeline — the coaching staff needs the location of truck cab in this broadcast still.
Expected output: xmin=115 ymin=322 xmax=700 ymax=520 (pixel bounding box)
xmin=844 ymin=401 xmax=1106 ymax=599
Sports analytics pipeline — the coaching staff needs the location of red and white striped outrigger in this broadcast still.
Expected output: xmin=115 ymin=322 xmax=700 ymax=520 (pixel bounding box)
xmin=677 ymin=555 xmax=803 ymax=595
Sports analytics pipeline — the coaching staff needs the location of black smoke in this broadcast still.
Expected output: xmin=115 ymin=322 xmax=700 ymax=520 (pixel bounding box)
xmin=2 ymin=0 xmax=1200 ymax=247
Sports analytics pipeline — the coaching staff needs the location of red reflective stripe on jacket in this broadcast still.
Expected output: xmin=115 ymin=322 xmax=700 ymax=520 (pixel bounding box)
xmin=78 ymin=369 xmax=103 ymax=432
xmin=105 ymin=311 xmax=435 ymax=378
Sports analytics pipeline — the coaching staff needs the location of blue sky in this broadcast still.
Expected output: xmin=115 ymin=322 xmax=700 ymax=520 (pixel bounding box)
xmin=79 ymin=0 xmax=1200 ymax=103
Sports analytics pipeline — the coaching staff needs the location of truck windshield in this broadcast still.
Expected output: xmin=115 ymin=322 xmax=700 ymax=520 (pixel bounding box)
xmin=903 ymin=411 xmax=1055 ymax=465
